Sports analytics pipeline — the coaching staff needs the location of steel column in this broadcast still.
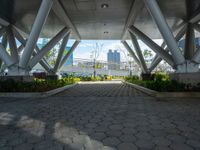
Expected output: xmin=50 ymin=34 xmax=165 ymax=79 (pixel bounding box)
xmin=143 ymin=0 xmax=185 ymax=65
xmin=13 ymin=27 xmax=53 ymax=72
xmin=149 ymin=24 xmax=187 ymax=72
xmin=53 ymin=32 xmax=70 ymax=73
xmin=194 ymin=24 xmax=200 ymax=33
xmin=59 ymin=41 xmax=80 ymax=69
xmin=121 ymin=41 xmax=141 ymax=67
xmin=29 ymin=27 xmax=69 ymax=68
xmin=129 ymin=26 xmax=174 ymax=67
xmin=19 ymin=0 xmax=53 ymax=68
xmin=0 ymin=27 xmax=6 ymax=37
xmin=184 ymin=23 xmax=195 ymax=60
xmin=129 ymin=32 xmax=148 ymax=73
xmin=7 ymin=27 xmax=19 ymax=63
xmin=0 ymin=44 xmax=15 ymax=66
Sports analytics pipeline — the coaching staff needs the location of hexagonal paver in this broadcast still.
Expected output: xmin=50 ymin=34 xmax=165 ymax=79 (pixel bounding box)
xmin=117 ymin=143 xmax=138 ymax=150
xmin=119 ymin=135 xmax=136 ymax=142
xmin=170 ymin=143 xmax=193 ymax=150
xmin=135 ymin=139 xmax=155 ymax=149
xmin=102 ymin=137 xmax=121 ymax=147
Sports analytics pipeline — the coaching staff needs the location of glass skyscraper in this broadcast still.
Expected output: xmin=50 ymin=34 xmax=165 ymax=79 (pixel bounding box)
xmin=107 ymin=50 xmax=120 ymax=70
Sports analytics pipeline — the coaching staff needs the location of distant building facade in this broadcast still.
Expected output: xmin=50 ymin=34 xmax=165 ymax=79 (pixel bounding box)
xmin=107 ymin=50 xmax=120 ymax=70
xmin=178 ymin=37 xmax=200 ymax=49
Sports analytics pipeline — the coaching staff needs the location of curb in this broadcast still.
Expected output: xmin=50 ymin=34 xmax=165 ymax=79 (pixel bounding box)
xmin=124 ymin=81 xmax=200 ymax=98
xmin=0 ymin=83 xmax=78 ymax=98
xmin=123 ymin=81 xmax=157 ymax=97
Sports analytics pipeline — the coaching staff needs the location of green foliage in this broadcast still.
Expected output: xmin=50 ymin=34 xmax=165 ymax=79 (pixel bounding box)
xmin=0 ymin=77 xmax=76 ymax=92
xmin=125 ymin=73 xmax=196 ymax=92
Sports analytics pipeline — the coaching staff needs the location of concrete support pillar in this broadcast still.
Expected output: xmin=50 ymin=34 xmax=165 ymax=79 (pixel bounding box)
xmin=129 ymin=32 xmax=148 ymax=73
xmin=29 ymin=27 xmax=69 ymax=69
xmin=143 ymin=0 xmax=185 ymax=65
xmin=121 ymin=41 xmax=141 ymax=67
xmin=129 ymin=26 xmax=174 ymax=67
xmin=53 ymin=32 xmax=70 ymax=73
xmin=59 ymin=40 xmax=80 ymax=69
xmin=184 ymin=23 xmax=195 ymax=60
xmin=19 ymin=0 xmax=53 ymax=69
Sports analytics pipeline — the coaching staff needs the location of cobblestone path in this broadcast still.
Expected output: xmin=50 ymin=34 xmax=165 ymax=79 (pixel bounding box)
xmin=57 ymin=81 xmax=147 ymax=97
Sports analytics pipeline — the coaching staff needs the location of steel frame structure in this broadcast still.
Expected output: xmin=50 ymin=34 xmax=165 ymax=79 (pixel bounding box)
xmin=122 ymin=0 xmax=200 ymax=74
xmin=0 ymin=0 xmax=81 ymax=76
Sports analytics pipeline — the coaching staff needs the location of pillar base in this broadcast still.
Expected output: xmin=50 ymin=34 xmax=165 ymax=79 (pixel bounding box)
xmin=169 ymin=72 xmax=200 ymax=85
xmin=141 ymin=73 xmax=153 ymax=80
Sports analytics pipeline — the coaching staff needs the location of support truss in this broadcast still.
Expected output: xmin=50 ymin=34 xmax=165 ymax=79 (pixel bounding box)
xmin=143 ymin=0 xmax=185 ymax=65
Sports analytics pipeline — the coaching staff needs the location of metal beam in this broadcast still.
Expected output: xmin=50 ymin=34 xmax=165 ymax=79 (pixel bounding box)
xmin=0 ymin=27 xmax=6 ymax=37
xmin=29 ymin=27 xmax=70 ymax=68
xmin=52 ymin=0 xmax=81 ymax=40
xmin=194 ymin=23 xmax=200 ymax=33
xmin=143 ymin=0 xmax=185 ymax=65
xmin=129 ymin=32 xmax=148 ymax=73
xmin=129 ymin=26 xmax=174 ymax=67
xmin=53 ymin=32 xmax=70 ymax=73
xmin=189 ymin=8 xmax=200 ymax=24
xmin=7 ymin=26 xmax=19 ymax=63
xmin=13 ymin=27 xmax=53 ymax=72
xmin=184 ymin=23 xmax=195 ymax=60
xmin=0 ymin=44 xmax=15 ymax=67
xmin=149 ymin=24 xmax=187 ymax=72
xmin=121 ymin=0 xmax=143 ymax=41
xmin=121 ymin=41 xmax=141 ymax=67
xmin=59 ymin=40 xmax=80 ymax=69
xmin=192 ymin=48 xmax=200 ymax=63
xmin=0 ymin=18 xmax=9 ymax=26
xmin=19 ymin=0 xmax=53 ymax=69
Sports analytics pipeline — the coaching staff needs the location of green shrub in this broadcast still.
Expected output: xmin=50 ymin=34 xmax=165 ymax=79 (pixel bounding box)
xmin=0 ymin=77 xmax=76 ymax=92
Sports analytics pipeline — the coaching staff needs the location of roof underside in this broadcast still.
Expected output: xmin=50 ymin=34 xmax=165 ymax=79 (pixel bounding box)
xmin=0 ymin=0 xmax=200 ymax=40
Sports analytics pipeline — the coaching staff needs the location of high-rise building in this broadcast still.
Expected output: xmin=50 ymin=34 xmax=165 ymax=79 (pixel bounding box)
xmin=107 ymin=50 xmax=120 ymax=70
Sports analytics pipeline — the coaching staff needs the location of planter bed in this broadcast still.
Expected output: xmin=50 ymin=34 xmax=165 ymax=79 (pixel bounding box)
xmin=124 ymin=81 xmax=200 ymax=98
xmin=0 ymin=83 xmax=78 ymax=98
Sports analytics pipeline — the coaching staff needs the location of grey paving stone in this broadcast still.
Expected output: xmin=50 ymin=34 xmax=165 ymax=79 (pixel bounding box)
xmin=91 ymin=132 xmax=106 ymax=141
xmin=102 ymin=137 xmax=121 ymax=147
xmin=0 ymin=82 xmax=200 ymax=150
xmin=135 ymin=139 xmax=155 ymax=149
xmin=14 ymin=143 xmax=34 ymax=150
xmin=109 ymin=124 xmax=123 ymax=130
xmin=154 ymin=137 xmax=171 ymax=146
xmin=170 ymin=143 xmax=194 ymax=150
xmin=119 ymin=135 xmax=136 ymax=142
xmin=106 ymin=130 xmax=122 ymax=137
xmin=117 ymin=142 xmax=138 ymax=150
xmin=154 ymin=146 xmax=172 ymax=150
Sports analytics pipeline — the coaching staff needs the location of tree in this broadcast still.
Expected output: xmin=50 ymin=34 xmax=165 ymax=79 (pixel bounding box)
xmin=90 ymin=43 xmax=103 ymax=78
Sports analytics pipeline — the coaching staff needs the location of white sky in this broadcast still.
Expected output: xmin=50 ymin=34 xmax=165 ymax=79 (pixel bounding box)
xmin=68 ymin=39 xmax=163 ymax=62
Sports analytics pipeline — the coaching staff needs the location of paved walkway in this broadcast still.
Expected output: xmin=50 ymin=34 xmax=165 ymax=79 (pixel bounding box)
xmin=0 ymin=81 xmax=200 ymax=150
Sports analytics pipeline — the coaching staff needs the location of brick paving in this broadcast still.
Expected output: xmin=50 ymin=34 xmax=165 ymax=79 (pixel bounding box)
xmin=0 ymin=81 xmax=200 ymax=150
